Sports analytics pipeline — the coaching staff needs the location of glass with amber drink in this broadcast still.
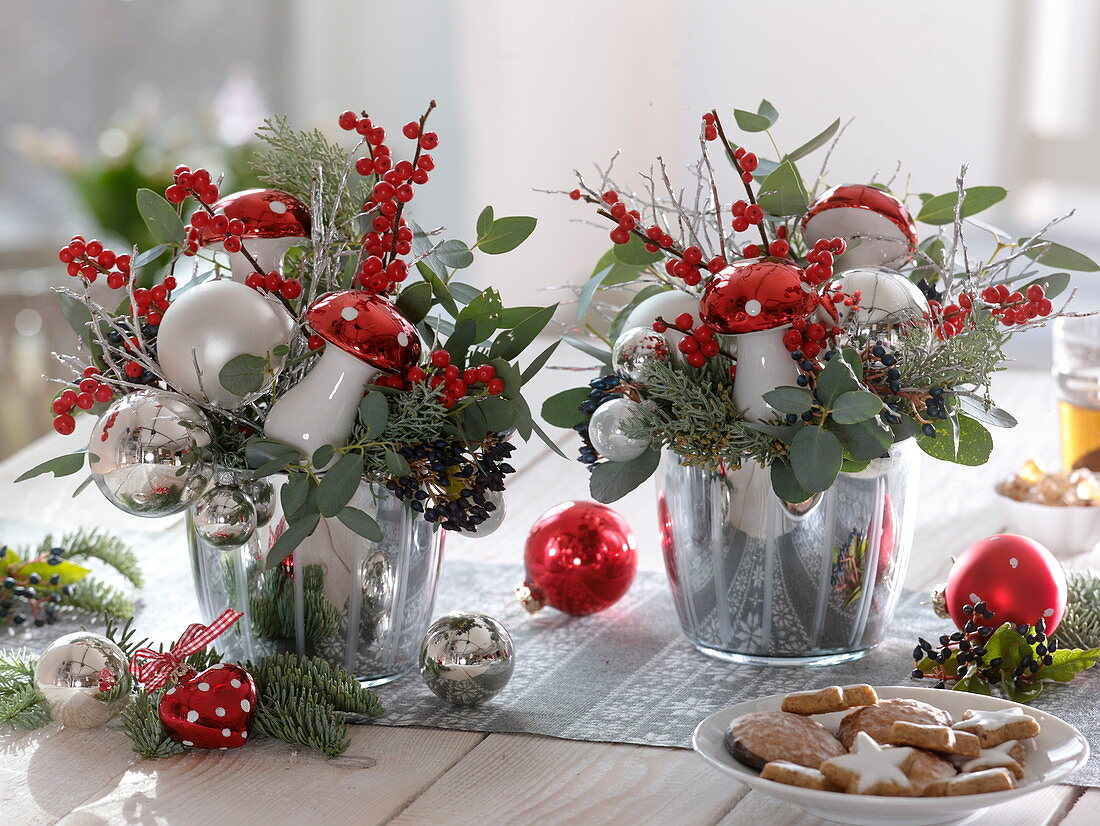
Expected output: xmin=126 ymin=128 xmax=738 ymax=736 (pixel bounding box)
xmin=1054 ymin=316 xmax=1100 ymax=471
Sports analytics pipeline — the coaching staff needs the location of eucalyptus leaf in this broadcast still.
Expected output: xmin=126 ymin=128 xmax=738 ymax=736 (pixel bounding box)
xmin=476 ymin=205 xmax=494 ymax=241
xmin=416 ymin=261 xmax=458 ymax=317
xmin=475 ymin=396 xmax=517 ymax=432
xmin=219 ymin=353 xmax=268 ymax=396
xmin=15 ymin=452 xmax=86 ymax=482
xmin=444 ymin=318 xmax=478 ymax=367
xmin=498 ymin=306 xmax=543 ymax=327
xmin=784 ymin=119 xmax=840 ymax=162
xmin=337 ymin=507 xmax=384 ymax=542
xmin=384 ymin=449 xmax=411 ymax=476
xmin=577 ymin=265 xmax=614 ymax=321
xmin=133 ymin=244 xmax=169 ymax=269
xmin=1023 ymin=272 xmax=1071 ymax=300
xmin=789 ymin=427 xmax=843 ymax=494
xmin=916 ymin=187 xmax=1007 ymax=225
xmin=831 ymin=390 xmax=883 ymax=424
xmin=315 ymin=453 xmax=364 ymax=517
xmin=489 ymin=357 xmax=522 ymax=399
xmin=311 ymin=445 xmax=335 ymax=469
xmin=280 ymin=472 xmax=310 ymax=517
xmin=611 ymin=233 xmax=662 ymax=266
xmin=58 ymin=292 xmax=96 ymax=356
xmin=358 ymin=392 xmax=389 ymax=440
xmin=816 ymin=354 xmax=861 ymax=406
xmin=762 ymin=386 xmax=813 ymax=415
xmin=135 ymin=188 xmax=185 ymax=245
xmin=541 ymin=387 xmax=590 ymax=428
xmin=733 ymin=108 xmax=772 ymax=132
xmin=756 ymin=161 xmax=809 ymax=217
xmin=589 ymin=448 xmax=660 ymax=503
xmin=521 ymin=340 xmax=559 ymax=384
xmin=447 ymin=282 xmax=482 ymax=304
xmin=1020 ymin=239 xmax=1099 ymax=272
xmin=396 ymin=281 xmax=433 ymax=324
xmin=477 ymin=216 xmax=537 ymax=255
xmin=456 ymin=287 xmax=503 ymax=342
xmin=562 ymin=334 xmax=612 ymax=366
xmin=434 ymin=239 xmax=474 ymax=269
xmin=833 ymin=418 xmax=893 ymax=462
xmin=756 ymin=99 xmax=779 ymax=125
xmin=489 ymin=303 xmax=557 ymax=360
xmin=956 ymin=395 xmax=1018 ymax=429
xmin=266 ymin=512 xmax=321 ymax=568
xmin=770 ymin=458 xmax=812 ymax=504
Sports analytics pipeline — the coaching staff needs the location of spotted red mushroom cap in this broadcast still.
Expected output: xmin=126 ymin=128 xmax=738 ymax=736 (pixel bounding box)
xmin=699 ymin=260 xmax=817 ymax=334
xmin=306 ymin=291 xmax=420 ymax=373
xmin=195 ymin=188 xmax=311 ymax=246
xmin=800 ymin=184 xmax=917 ymax=248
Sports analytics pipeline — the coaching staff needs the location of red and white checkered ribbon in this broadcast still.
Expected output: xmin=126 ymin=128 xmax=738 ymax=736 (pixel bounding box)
xmin=129 ymin=609 xmax=243 ymax=693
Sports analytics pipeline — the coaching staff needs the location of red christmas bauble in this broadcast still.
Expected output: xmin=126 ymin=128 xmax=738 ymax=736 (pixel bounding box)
xmin=800 ymin=184 xmax=917 ymax=271
xmin=944 ymin=534 xmax=1067 ymax=633
xmin=519 ymin=501 xmax=638 ymax=616
xmin=159 ymin=663 xmax=257 ymax=749
xmin=699 ymin=260 xmax=816 ymax=334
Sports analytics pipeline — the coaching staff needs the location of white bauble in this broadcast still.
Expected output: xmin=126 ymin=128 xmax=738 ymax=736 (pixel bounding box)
xmin=621 ymin=289 xmax=701 ymax=349
xmin=156 ymin=279 xmax=295 ymax=407
xmin=589 ymin=398 xmax=649 ymax=462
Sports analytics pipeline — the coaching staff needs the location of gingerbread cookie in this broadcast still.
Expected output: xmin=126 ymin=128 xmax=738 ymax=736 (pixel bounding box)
xmin=959 ymin=740 xmax=1028 ymax=780
xmin=819 ymin=731 xmax=916 ymax=796
xmin=952 ymin=708 xmax=1040 ymax=747
xmin=924 ymin=767 xmax=1015 ymax=796
xmin=781 ymin=684 xmax=878 ymax=715
xmin=760 ymin=761 xmax=838 ymax=791
xmin=724 ymin=711 xmax=846 ymax=770
xmin=906 ymin=748 xmax=958 ymax=794
xmin=887 ymin=721 xmax=980 ymax=757
xmin=837 ymin=698 xmax=952 ymax=748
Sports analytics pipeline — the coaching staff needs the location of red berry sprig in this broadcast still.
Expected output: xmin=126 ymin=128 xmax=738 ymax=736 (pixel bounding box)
xmin=244 ymin=270 xmax=303 ymax=302
xmin=50 ymin=367 xmax=115 ymax=435
xmin=653 ymin=313 xmax=724 ymax=368
xmin=980 ymin=283 xmax=1053 ymax=328
xmin=804 ymin=237 xmax=847 ymax=285
xmin=57 ymin=237 xmax=132 ymax=289
xmin=414 ymin=350 xmax=504 ymax=409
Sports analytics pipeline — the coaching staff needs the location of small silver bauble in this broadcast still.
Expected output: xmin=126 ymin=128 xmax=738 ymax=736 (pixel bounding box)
xmin=35 ymin=632 xmax=130 ymax=728
xmin=88 ymin=390 xmax=213 ymax=518
xmin=466 ymin=489 xmax=507 ymax=538
xmin=244 ymin=477 xmax=276 ymax=527
xmin=192 ymin=484 xmax=257 ymax=548
xmin=588 ymin=397 xmax=650 ymax=462
xmin=612 ymin=327 xmax=671 ymax=387
xmin=419 ymin=611 xmax=515 ymax=707
xmin=833 ymin=267 xmax=930 ymax=346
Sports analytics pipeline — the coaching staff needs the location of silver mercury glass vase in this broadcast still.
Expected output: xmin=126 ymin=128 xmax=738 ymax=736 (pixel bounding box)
xmin=657 ymin=439 xmax=919 ymax=665
xmin=188 ymin=470 xmax=443 ymax=685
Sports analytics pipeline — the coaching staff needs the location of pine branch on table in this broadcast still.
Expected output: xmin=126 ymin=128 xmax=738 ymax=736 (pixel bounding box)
xmin=120 ymin=690 xmax=185 ymax=760
xmin=57 ymin=528 xmax=145 ymax=588
xmin=0 ymin=649 xmax=49 ymax=731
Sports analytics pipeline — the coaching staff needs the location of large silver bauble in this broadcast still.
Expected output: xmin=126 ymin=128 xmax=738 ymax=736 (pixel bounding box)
xmin=192 ymin=485 xmax=257 ymax=548
xmin=89 ymin=390 xmax=213 ymax=517
xmin=612 ymin=327 xmax=671 ymax=387
xmin=156 ymin=279 xmax=295 ymax=408
xmin=833 ymin=267 xmax=930 ymax=346
xmin=35 ymin=632 xmax=130 ymax=728
xmin=466 ymin=489 xmax=507 ymax=538
xmin=245 ymin=478 xmax=276 ymax=527
xmin=588 ymin=397 xmax=649 ymax=462
xmin=419 ymin=611 xmax=515 ymax=707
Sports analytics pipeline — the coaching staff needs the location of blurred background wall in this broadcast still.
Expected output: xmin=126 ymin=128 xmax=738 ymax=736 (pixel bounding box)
xmin=1 ymin=0 xmax=1098 ymax=459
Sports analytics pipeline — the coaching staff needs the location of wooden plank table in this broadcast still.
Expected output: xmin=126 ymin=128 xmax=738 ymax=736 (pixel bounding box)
xmin=1 ymin=359 xmax=1097 ymax=825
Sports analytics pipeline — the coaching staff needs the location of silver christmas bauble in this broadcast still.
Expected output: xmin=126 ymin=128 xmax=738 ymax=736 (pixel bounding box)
xmin=588 ymin=397 xmax=649 ymax=462
xmin=192 ymin=485 xmax=257 ymax=548
xmin=419 ymin=611 xmax=515 ymax=707
xmin=245 ymin=478 xmax=276 ymax=527
xmin=467 ymin=489 xmax=507 ymax=538
xmin=612 ymin=327 xmax=672 ymax=387
xmin=833 ymin=267 xmax=930 ymax=346
xmin=35 ymin=632 xmax=130 ymax=728
xmin=88 ymin=390 xmax=213 ymax=517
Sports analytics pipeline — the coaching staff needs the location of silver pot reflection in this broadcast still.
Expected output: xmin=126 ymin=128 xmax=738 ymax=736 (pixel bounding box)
xmin=188 ymin=471 xmax=444 ymax=685
xmin=658 ymin=440 xmax=919 ymax=665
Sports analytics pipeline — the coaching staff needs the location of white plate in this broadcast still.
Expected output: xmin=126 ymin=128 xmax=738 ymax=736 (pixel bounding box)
xmin=693 ymin=685 xmax=1089 ymax=826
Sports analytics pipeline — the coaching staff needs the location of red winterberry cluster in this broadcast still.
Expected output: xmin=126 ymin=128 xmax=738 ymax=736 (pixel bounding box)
xmin=340 ymin=108 xmax=436 ymax=294
xmin=653 ymin=313 xmax=722 ymax=368
xmin=730 ymin=145 xmax=759 ymax=183
xmin=131 ymin=279 xmax=175 ymax=326
xmin=244 ymin=270 xmax=303 ymax=302
xmin=702 ymin=112 xmax=719 ymax=142
xmin=662 ymin=245 xmax=707 ymax=286
xmin=169 ymin=167 xmax=229 ymax=258
xmin=979 ymin=283 xmax=1053 ymax=328
xmin=804 ymin=237 xmax=848 ymax=285
xmin=51 ymin=367 xmax=115 ymax=435
xmin=730 ymin=199 xmax=765 ymax=234
xmin=601 ymin=190 xmax=643 ymax=247
xmin=782 ymin=319 xmax=837 ymax=360
xmin=402 ymin=350 xmax=504 ymax=408
xmin=166 ymin=165 xmax=219 ymax=206
xmin=57 ymin=237 xmax=132 ymax=289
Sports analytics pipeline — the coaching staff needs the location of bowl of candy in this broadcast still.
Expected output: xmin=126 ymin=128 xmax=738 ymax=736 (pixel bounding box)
xmin=995 ymin=459 xmax=1100 ymax=556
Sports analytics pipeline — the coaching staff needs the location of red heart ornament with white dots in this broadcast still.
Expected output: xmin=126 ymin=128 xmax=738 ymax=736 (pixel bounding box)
xmin=159 ymin=663 xmax=257 ymax=749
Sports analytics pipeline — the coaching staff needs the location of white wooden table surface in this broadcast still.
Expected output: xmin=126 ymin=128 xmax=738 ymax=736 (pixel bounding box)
xmin=1 ymin=359 xmax=1097 ymax=826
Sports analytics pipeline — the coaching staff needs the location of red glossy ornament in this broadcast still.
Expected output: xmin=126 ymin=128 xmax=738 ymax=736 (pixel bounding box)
xmin=944 ymin=534 xmax=1067 ymax=633
xmin=306 ymin=291 xmax=421 ymax=374
xmin=699 ymin=259 xmax=817 ymax=334
xmin=159 ymin=663 xmax=257 ymax=749
xmin=800 ymin=184 xmax=917 ymax=269
xmin=518 ymin=501 xmax=638 ymax=616
xmin=194 ymin=188 xmax=311 ymax=246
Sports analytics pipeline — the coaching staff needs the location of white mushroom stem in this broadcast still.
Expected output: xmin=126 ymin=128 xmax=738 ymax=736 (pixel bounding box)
xmin=226 ymin=237 xmax=300 ymax=282
xmin=263 ymin=345 xmax=378 ymax=458
xmin=731 ymin=325 xmax=799 ymax=421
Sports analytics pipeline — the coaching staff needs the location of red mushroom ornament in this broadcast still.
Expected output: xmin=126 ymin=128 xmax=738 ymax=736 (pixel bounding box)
xmin=801 ymin=184 xmax=917 ymax=272
xmin=193 ymin=189 xmax=311 ymax=282
xmin=263 ymin=292 xmax=420 ymax=457
xmin=700 ymin=259 xmax=817 ymax=420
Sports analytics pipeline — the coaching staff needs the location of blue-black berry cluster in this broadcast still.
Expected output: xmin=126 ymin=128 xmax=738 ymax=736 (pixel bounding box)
xmin=574 ymin=374 xmax=621 ymax=467
xmin=106 ymin=321 xmax=161 ymax=386
xmin=1 ymin=545 xmax=72 ymax=628
xmin=384 ymin=435 xmax=515 ymax=532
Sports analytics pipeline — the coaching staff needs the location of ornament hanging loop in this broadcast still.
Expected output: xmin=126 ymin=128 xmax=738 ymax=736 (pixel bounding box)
xmin=129 ymin=609 xmax=243 ymax=693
